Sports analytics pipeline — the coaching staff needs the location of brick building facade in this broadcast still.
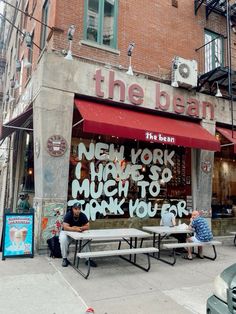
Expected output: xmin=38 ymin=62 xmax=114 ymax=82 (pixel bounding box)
xmin=0 ymin=0 xmax=236 ymax=249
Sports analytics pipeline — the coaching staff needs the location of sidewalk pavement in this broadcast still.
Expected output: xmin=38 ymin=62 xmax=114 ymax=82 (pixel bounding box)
xmin=0 ymin=236 xmax=236 ymax=314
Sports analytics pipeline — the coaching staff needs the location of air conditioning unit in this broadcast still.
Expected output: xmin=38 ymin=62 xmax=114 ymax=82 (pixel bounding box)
xmin=171 ymin=56 xmax=198 ymax=89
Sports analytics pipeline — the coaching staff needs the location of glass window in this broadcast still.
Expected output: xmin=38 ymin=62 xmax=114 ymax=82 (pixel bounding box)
xmin=68 ymin=136 xmax=191 ymax=221
xmin=20 ymin=132 xmax=34 ymax=192
xmin=27 ymin=31 xmax=34 ymax=77
xmin=40 ymin=0 xmax=49 ymax=49
xmin=84 ymin=0 xmax=118 ymax=48
xmin=204 ymin=30 xmax=224 ymax=73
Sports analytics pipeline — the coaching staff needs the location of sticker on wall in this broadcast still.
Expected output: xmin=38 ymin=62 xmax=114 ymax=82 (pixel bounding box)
xmin=201 ymin=159 xmax=212 ymax=173
xmin=34 ymin=138 xmax=40 ymax=158
xmin=41 ymin=203 xmax=64 ymax=241
xmin=46 ymin=135 xmax=67 ymax=157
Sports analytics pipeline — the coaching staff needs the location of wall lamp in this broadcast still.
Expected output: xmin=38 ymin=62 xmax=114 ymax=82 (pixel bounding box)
xmin=0 ymin=13 xmax=41 ymax=51
xmin=212 ymin=81 xmax=222 ymax=98
xmin=16 ymin=59 xmax=21 ymax=72
xmin=65 ymin=25 xmax=76 ymax=61
xmin=126 ymin=42 xmax=135 ymax=76
xmin=1 ymin=0 xmax=53 ymax=31
xmin=25 ymin=32 xmax=32 ymax=48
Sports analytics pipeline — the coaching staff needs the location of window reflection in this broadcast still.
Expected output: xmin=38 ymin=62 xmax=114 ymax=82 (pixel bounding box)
xmin=103 ymin=0 xmax=114 ymax=46
xmin=86 ymin=0 xmax=117 ymax=48
xmin=87 ymin=0 xmax=99 ymax=42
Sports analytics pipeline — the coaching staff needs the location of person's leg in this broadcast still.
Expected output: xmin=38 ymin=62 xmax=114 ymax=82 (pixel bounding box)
xmin=198 ymin=246 xmax=203 ymax=258
xmin=172 ymin=233 xmax=187 ymax=254
xmin=173 ymin=233 xmax=187 ymax=243
xmin=186 ymin=236 xmax=193 ymax=259
xmin=83 ymin=240 xmax=97 ymax=267
xmin=59 ymin=231 xmax=72 ymax=266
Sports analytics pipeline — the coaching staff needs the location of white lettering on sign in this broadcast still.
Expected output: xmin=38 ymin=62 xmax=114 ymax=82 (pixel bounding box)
xmin=68 ymin=141 xmax=191 ymax=221
xmin=161 ymin=200 xmax=188 ymax=218
xmin=145 ymin=132 xmax=175 ymax=144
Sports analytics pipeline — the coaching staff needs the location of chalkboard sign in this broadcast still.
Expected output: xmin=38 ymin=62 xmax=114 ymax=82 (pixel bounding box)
xmin=2 ymin=212 xmax=34 ymax=260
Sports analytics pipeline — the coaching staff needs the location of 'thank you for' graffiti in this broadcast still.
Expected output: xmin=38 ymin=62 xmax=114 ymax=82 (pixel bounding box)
xmin=68 ymin=142 xmax=188 ymax=220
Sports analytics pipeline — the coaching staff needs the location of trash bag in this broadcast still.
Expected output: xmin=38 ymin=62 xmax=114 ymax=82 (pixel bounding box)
xmin=47 ymin=236 xmax=62 ymax=258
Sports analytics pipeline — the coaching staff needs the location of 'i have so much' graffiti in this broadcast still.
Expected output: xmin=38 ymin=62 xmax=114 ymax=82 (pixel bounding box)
xmin=68 ymin=142 xmax=188 ymax=220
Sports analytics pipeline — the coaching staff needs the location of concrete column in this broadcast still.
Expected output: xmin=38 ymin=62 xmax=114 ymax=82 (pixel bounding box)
xmin=191 ymin=120 xmax=216 ymax=218
xmin=33 ymin=87 xmax=74 ymax=249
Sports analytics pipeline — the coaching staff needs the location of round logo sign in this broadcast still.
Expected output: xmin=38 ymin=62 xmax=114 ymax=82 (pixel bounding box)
xmin=201 ymin=160 xmax=212 ymax=173
xmin=46 ymin=135 xmax=67 ymax=157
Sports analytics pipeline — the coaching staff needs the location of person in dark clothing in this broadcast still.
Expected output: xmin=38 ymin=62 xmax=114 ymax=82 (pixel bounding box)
xmin=17 ymin=193 xmax=31 ymax=212
xmin=59 ymin=203 xmax=97 ymax=267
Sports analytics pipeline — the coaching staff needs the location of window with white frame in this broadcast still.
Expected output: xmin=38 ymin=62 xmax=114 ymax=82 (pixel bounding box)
xmin=204 ymin=30 xmax=224 ymax=73
xmin=84 ymin=0 xmax=118 ymax=49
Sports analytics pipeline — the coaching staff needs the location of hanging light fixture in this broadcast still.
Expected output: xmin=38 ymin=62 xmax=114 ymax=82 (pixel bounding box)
xmin=126 ymin=42 xmax=135 ymax=76
xmin=10 ymin=79 xmax=15 ymax=88
xmin=25 ymin=32 xmax=32 ymax=48
xmin=23 ymin=57 xmax=32 ymax=68
xmin=14 ymin=80 xmax=20 ymax=89
xmin=16 ymin=59 xmax=21 ymax=72
xmin=214 ymin=81 xmax=223 ymax=97
xmin=65 ymin=25 xmax=76 ymax=60
xmin=8 ymin=95 xmax=15 ymax=103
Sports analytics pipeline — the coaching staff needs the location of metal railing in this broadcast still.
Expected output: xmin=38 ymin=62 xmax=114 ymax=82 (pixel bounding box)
xmin=195 ymin=36 xmax=228 ymax=75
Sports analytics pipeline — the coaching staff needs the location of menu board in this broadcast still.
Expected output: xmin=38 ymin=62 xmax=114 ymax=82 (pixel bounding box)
xmin=2 ymin=212 xmax=34 ymax=260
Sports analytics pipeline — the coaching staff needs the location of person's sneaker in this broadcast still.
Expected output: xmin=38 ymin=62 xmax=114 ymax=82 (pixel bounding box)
xmin=85 ymin=259 xmax=97 ymax=267
xmin=62 ymin=258 xmax=69 ymax=267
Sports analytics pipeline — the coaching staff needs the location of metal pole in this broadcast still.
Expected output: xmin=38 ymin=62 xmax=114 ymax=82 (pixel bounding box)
xmin=226 ymin=1 xmax=234 ymax=138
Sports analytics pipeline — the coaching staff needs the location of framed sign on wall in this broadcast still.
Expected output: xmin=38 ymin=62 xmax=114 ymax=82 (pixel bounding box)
xmin=2 ymin=212 xmax=34 ymax=260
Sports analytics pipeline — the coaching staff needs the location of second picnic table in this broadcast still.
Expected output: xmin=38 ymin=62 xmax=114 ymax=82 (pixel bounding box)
xmin=142 ymin=225 xmax=190 ymax=265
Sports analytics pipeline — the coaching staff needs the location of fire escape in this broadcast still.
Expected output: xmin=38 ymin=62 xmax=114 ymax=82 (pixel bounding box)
xmin=194 ymin=0 xmax=236 ymax=100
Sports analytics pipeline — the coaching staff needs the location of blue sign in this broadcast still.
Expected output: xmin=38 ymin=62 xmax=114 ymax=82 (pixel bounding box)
xmin=2 ymin=212 xmax=34 ymax=259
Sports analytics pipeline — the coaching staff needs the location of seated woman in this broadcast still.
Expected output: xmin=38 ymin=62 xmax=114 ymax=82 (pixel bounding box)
xmin=160 ymin=211 xmax=187 ymax=252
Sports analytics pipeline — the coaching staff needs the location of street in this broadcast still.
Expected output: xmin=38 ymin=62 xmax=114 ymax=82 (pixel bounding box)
xmin=0 ymin=236 xmax=235 ymax=314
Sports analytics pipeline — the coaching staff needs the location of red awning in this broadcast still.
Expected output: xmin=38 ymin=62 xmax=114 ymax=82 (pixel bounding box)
xmin=74 ymin=99 xmax=220 ymax=151
xmin=216 ymin=127 xmax=236 ymax=153
xmin=0 ymin=107 xmax=33 ymax=140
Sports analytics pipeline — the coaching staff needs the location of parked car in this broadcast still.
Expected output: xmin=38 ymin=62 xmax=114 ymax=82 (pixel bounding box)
xmin=207 ymin=263 xmax=236 ymax=313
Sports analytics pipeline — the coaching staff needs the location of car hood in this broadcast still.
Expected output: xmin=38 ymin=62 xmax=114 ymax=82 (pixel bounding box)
xmin=220 ymin=263 xmax=236 ymax=288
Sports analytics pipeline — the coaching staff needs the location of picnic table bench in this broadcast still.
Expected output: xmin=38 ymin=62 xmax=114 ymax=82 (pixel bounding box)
xmin=163 ymin=240 xmax=222 ymax=265
xmin=77 ymin=247 xmax=159 ymax=279
xmin=142 ymin=226 xmax=222 ymax=265
xmin=65 ymin=228 xmax=158 ymax=279
xmin=229 ymin=232 xmax=236 ymax=246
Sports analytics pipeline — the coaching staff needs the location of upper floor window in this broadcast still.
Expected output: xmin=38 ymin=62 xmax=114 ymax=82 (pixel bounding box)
xmin=40 ymin=0 xmax=49 ymax=49
xmin=84 ymin=0 xmax=118 ymax=49
xmin=27 ymin=31 xmax=34 ymax=77
xmin=204 ymin=30 xmax=224 ymax=73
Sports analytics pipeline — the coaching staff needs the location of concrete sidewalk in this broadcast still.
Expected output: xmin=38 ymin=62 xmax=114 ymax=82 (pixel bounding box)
xmin=1 ymin=236 xmax=236 ymax=314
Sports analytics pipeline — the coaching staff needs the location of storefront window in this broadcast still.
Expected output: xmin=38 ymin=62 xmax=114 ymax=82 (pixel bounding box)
xmin=68 ymin=136 xmax=192 ymax=221
xmin=212 ymin=131 xmax=235 ymax=218
xmin=20 ymin=132 xmax=34 ymax=192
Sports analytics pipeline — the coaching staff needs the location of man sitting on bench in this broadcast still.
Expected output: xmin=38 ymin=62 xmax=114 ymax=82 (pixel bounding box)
xmin=59 ymin=203 xmax=97 ymax=268
xmin=184 ymin=210 xmax=213 ymax=260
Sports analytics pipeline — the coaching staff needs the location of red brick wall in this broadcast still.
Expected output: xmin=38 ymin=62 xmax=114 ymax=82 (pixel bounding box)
xmin=18 ymin=0 xmax=229 ymax=84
